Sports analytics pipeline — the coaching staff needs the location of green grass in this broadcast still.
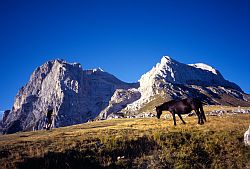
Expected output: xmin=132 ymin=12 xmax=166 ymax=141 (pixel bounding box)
xmin=0 ymin=111 xmax=249 ymax=169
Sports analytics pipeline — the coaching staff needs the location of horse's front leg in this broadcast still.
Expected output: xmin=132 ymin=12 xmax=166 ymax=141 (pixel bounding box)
xmin=177 ymin=113 xmax=186 ymax=124
xmin=195 ymin=110 xmax=204 ymax=125
xmin=171 ymin=111 xmax=177 ymax=126
xmin=198 ymin=110 xmax=204 ymax=125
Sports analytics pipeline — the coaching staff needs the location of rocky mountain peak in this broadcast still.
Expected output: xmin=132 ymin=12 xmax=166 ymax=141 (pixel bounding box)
xmin=125 ymin=56 xmax=246 ymax=113
xmin=160 ymin=55 xmax=174 ymax=64
xmin=140 ymin=56 xmax=241 ymax=90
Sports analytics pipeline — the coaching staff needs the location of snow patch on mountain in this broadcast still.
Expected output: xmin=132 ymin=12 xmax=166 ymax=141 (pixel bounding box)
xmin=188 ymin=63 xmax=218 ymax=75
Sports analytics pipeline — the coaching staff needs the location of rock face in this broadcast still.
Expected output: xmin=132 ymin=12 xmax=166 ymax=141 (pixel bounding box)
xmin=0 ymin=110 xmax=10 ymax=134
xmin=98 ymin=88 xmax=141 ymax=119
xmin=3 ymin=56 xmax=250 ymax=133
xmin=2 ymin=59 xmax=138 ymax=134
xmin=125 ymin=56 xmax=250 ymax=113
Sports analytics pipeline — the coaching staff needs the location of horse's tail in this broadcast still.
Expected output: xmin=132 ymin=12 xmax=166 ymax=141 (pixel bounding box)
xmin=199 ymin=103 xmax=206 ymax=122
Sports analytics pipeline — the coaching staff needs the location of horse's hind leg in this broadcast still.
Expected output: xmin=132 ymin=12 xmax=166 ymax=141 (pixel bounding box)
xmin=177 ymin=114 xmax=186 ymax=124
xmin=200 ymin=106 xmax=206 ymax=122
xmin=171 ymin=111 xmax=177 ymax=126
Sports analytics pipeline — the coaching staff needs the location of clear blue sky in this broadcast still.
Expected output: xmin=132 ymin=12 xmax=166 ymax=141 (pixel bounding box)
xmin=0 ymin=0 xmax=250 ymax=111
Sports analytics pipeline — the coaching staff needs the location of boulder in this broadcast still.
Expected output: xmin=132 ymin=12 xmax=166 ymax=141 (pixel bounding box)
xmin=244 ymin=126 xmax=250 ymax=146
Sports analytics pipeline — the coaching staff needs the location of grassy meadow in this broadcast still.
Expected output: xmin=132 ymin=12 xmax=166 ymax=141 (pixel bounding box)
xmin=0 ymin=106 xmax=249 ymax=169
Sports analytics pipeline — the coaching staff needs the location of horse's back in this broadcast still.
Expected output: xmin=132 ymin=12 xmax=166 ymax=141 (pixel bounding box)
xmin=161 ymin=98 xmax=202 ymax=110
xmin=170 ymin=98 xmax=202 ymax=112
xmin=183 ymin=97 xmax=200 ymax=105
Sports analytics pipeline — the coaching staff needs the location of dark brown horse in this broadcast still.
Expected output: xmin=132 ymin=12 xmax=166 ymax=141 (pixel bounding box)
xmin=156 ymin=98 xmax=206 ymax=126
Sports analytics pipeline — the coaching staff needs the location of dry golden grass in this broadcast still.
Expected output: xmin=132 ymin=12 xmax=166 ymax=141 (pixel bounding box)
xmin=0 ymin=110 xmax=249 ymax=169
xmin=203 ymin=105 xmax=250 ymax=111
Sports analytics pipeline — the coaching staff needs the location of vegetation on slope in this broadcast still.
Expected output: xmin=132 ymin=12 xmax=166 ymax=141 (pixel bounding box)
xmin=0 ymin=109 xmax=249 ymax=169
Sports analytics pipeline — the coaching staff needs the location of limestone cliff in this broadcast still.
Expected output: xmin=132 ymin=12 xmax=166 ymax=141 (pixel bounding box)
xmin=2 ymin=59 xmax=137 ymax=134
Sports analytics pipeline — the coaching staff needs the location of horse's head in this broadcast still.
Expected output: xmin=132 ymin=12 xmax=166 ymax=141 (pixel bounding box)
xmin=155 ymin=106 xmax=162 ymax=119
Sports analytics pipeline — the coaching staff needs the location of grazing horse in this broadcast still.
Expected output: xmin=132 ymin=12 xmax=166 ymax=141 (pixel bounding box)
xmin=156 ymin=98 xmax=206 ymax=126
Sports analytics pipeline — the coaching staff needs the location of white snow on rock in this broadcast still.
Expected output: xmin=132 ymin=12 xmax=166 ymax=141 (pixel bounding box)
xmin=188 ymin=63 xmax=218 ymax=75
xmin=93 ymin=67 xmax=104 ymax=72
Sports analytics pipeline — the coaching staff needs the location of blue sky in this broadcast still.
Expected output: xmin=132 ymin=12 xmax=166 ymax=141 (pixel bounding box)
xmin=0 ymin=0 xmax=250 ymax=111
xmin=0 ymin=111 xmax=3 ymax=119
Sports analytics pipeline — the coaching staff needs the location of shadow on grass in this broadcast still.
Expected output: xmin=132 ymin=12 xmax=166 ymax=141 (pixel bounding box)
xmin=17 ymin=136 xmax=158 ymax=169
xmin=13 ymin=131 xmax=250 ymax=169
xmin=18 ymin=150 xmax=103 ymax=169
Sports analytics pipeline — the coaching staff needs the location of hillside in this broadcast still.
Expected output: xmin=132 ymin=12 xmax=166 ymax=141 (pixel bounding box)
xmin=0 ymin=106 xmax=249 ymax=169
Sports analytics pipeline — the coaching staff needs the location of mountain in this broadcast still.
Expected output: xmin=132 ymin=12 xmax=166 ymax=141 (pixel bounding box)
xmin=2 ymin=56 xmax=250 ymax=134
xmin=2 ymin=59 xmax=138 ymax=134
xmin=123 ymin=56 xmax=250 ymax=114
